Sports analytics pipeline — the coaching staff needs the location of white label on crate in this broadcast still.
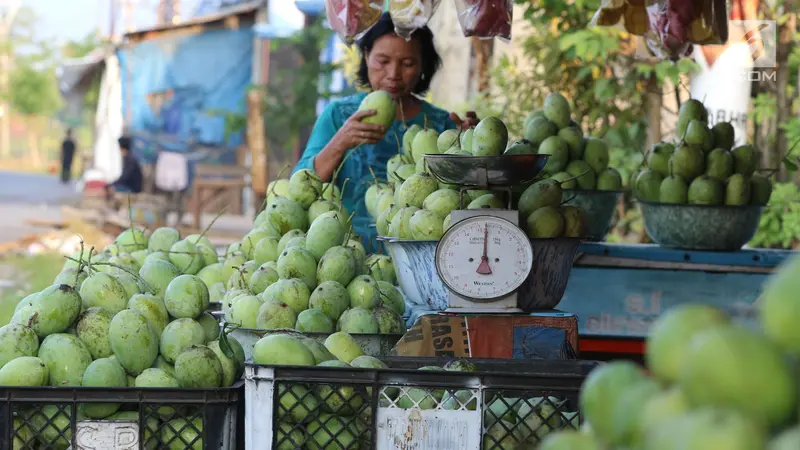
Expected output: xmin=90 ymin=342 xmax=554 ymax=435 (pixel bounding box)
xmin=375 ymin=407 xmax=481 ymax=450
xmin=74 ymin=421 xmax=139 ymax=450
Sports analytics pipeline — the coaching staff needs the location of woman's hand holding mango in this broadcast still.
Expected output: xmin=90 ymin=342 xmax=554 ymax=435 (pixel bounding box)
xmin=451 ymin=111 xmax=480 ymax=130
xmin=333 ymin=109 xmax=388 ymax=150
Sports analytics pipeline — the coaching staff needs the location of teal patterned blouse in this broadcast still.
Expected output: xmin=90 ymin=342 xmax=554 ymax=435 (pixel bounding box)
xmin=293 ymin=92 xmax=457 ymax=252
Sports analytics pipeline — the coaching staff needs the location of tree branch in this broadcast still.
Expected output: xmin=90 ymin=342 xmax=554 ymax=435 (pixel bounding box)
xmin=0 ymin=0 xmax=21 ymax=30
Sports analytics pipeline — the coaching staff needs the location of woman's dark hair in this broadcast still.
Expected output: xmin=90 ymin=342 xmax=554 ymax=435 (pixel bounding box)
xmin=356 ymin=12 xmax=442 ymax=95
xmin=118 ymin=136 xmax=132 ymax=151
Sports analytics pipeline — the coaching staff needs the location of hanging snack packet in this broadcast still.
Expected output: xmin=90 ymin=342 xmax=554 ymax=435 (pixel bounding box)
xmin=326 ymin=0 xmax=384 ymax=45
xmin=646 ymin=0 xmax=727 ymax=60
xmin=389 ymin=0 xmax=442 ymax=40
xmin=645 ymin=0 xmax=693 ymax=59
xmin=591 ymin=0 xmax=728 ymax=61
xmin=590 ymin=0 xmax=649 ymax=37
xmin=454 ymin=0 xmax=513 ymax=41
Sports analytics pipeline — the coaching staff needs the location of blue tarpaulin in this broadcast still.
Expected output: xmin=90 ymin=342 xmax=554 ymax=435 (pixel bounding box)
xmin=117 ymin=28 xmax=253 ymax=166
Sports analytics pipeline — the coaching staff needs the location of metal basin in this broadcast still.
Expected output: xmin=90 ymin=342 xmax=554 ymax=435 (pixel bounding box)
xmin=383 ymin=237 xmax=582 ymax=312
xmin=562 ymin=189 xmax=624 ymax=241
xmin=639 ymin=201 xmax=763 ymax=252
xmin=425 ymin=154 xmax=549 ymax=187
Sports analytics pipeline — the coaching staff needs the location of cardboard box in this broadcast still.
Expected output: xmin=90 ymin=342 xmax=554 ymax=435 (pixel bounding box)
xmin=391 ymin=312 xmax=579 ymax=360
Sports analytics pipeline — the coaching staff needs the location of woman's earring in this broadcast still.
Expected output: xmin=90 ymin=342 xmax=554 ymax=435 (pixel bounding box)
xmin=421 ymin=73 xmax=426 ymax=80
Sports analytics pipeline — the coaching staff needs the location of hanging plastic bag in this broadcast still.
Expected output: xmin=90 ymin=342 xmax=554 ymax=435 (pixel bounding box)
xmin=646 ymin=0 xmax=728 ymax=59
xmin=325 ymin=0 xmax=384 ymax=45
xmin=590 ymin=0 xmax=649 ymax=37
xmin=453 ymin=0 xmax=513 ymax=41
xmin=590 ymin=0 xmax=728 ymax=61
xmin=590 ymin=0 xmax=678 ymax=58
xmin=389 ymin=0 xmax=442 ymax=40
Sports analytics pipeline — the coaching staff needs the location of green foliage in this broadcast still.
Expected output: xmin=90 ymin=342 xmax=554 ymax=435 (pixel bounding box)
xmin=634 ymin=58 xmax=699 ymax=86
xmin=208 ymin=100 xmax=251 ymax=143
xmin=212 ymin=18 xmax=355 ymax=154
xmin=0 ymin=252 xmax=66 ymax=306
xmin=5 ymin=6 xmax=37 ymax=50
xmin=750 ymin=94 xmax=800 ymax=152
xmin=492 ymin=0 xmax=696 ymax=141
xmin=10 ymin=52 xmax=61 ymax=118
xmin=62 ymin=33 xmax=105 ymax=59
xmin=263 ymin=17 xmax=355 ymax=154
xmin=340 ymin=44 xmax=364 ymax=92
xmin=751 ymin=93 xmax=777 ymax=126
xmin=606 ymin=206 xmax=649 ymax=244
xmin=606 ymin=121 xmax=647 ymax=184
xmin=749 ymin=6 xmax=799 ymax=178
xmin=4 ymin=7 xmax=65 ymax=118
xmin=488 ymin=0 xmax=699 ymax=244
xmin=0 ymin=6 xmax=37 ymax=106
xmin=750 ymin=182 xmax=800 ymax=249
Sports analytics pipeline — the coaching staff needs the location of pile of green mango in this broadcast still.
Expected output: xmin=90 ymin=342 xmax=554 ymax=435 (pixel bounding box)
xmin=632 ymin=99 xmax=772 ymax=206
xmin=367 ymin=165 xmax=590 ymax=241
xmin=516 ymin=178 xmax=589 ymax=239
xmin=368 ymin=94 xmax=601 ymax=240
xmin=369 ymin=114 xmax=513 ymax=240
xmin=0 ymin=229 xmax=251 ymax=448
xmin=513 ymin=93 xmax=624 ymax=192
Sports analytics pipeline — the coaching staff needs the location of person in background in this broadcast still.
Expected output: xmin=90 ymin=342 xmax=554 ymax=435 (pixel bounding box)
xmin=293 ymin=12 xmax=479 ymax=251
xmin=105 ymin=136 xmax=143 ymax=202
xmin=60 ymin=128 xmax=76 ymax=184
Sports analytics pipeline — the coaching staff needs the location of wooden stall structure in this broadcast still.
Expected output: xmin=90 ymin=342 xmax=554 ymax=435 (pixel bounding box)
xmin=189 ymin=149 xmax=249 ymax=230
xmin=559 ymin=243 xmax=793 ymax=362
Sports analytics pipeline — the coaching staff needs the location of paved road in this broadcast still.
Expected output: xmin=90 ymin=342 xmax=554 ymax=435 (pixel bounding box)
xmin=0 ymin=171 xmax=81 ymax=244
xmin=0 ymin=171 xmax=80 ymax=205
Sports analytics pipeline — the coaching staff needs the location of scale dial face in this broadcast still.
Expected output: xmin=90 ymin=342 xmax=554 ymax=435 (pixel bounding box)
xmin=435 ymin=215 xmax=534 ymax=301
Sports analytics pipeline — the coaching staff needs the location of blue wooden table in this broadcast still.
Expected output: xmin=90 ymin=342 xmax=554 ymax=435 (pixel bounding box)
xmin=559 ymin=243 xmax=795 ymax=353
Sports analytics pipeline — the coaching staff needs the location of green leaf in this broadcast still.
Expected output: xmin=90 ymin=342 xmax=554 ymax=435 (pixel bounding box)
xmin=786 ymin=156 xmax=800 ymax=172
xmin=636 ymin=65 xmax=654 ymax=77
xmin=576 ymin=66 xmax=593 ymax=82
xmin=218 ymin=323 xmax=237 ymax=359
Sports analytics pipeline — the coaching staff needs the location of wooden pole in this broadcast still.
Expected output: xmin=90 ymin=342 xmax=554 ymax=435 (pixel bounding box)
xmin=292 ymin=13 xmax=321 ymax=166
xmin=471 ymin=37 xmax=494 ymax=94
xmin=645 ymin=73 xmax=662 ymax=149
xmin=247 ymin=89 xmax=267 ymax=211
xmin=122 ymin=0 xmax=136 ymax=34
xmin=247 ymin=4 xmax=269 ymax=214
xmin=774 ymin=8 xmax=796 ymax=181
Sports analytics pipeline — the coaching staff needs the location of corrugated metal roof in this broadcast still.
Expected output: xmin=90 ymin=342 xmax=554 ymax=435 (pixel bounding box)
xmin=56 ymin=47 xmax=111 ymax=95
xmin=123 ymin=0 xmax=264 ymax=41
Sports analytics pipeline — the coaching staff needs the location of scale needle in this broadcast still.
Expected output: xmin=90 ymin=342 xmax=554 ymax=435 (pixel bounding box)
xmin=476 ymin=224 xmax=492 ymax=275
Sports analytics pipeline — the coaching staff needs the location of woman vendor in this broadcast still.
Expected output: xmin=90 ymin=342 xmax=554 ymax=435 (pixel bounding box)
xmin=293 ymin=12 xmax=479 ymax=250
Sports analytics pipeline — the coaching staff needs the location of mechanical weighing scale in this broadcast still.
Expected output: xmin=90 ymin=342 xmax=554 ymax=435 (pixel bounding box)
xmin=424 ymin=154 xmax=549 ymax=314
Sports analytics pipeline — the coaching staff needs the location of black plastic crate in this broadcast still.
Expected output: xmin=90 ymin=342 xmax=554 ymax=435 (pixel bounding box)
xmin=0 ymin=382 xmax=243 ymax=450
xmin=245 ymin=358 xmax=599 ymax=450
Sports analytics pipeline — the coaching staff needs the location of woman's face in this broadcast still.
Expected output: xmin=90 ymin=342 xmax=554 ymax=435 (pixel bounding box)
xmin=366 ymin=33 xmax=422 ymax=98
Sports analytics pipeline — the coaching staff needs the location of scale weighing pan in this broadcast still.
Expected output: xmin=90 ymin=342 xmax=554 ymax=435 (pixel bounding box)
xmin=424 ymin=154 xmax=549 ymax=187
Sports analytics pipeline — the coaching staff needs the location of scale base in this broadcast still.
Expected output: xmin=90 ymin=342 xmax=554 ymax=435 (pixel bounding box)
xmin=443 ymin=307 xmax=525 ymax=314
xmin=447 ymin=291 xmax=522 ymax=314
